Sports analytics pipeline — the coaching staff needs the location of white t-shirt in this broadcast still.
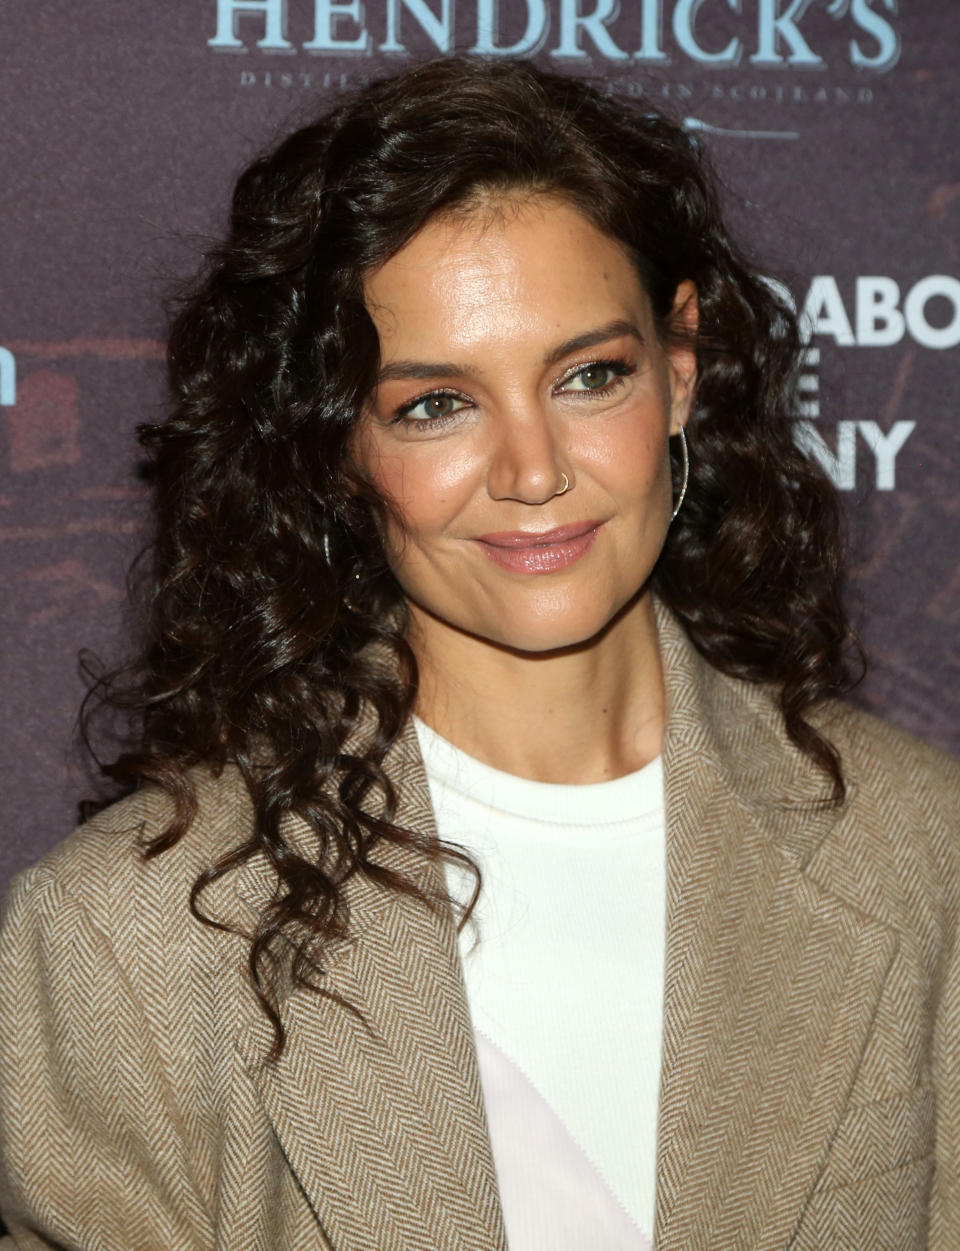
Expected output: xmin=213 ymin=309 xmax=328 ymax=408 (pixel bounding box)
xmin=414 ymin=718 xmax=665 ymax=1250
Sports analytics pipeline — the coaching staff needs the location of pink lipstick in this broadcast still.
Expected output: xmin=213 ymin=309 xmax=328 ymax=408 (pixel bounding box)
xmin=475 ymin=521 xmax=602 ymax=574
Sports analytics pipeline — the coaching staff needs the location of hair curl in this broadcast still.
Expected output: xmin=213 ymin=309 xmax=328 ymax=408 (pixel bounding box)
xmin=83 ymin=55 xmax=863 ymax=1060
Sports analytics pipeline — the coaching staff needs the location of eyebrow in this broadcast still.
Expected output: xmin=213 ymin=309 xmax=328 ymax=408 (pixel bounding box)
xmin=375 ymin=318 xmax=645 ymax=384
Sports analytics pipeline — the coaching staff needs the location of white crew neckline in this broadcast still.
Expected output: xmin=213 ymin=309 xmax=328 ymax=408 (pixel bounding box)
xmin=413 ymin=715 xmax=663 ymax=828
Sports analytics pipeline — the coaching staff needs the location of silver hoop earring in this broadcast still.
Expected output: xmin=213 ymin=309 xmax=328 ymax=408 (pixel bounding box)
xmin=670 ymin=428 xmax=689 ymax=523
xmin=555 ymin=471 xmax=571 ymax=497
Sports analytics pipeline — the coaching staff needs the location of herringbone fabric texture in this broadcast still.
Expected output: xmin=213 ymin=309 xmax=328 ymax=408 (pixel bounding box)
xmin=0 ymin=601 xmax=958 ymax=1249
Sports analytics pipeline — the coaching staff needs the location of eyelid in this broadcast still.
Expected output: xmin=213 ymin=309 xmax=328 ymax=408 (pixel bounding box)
xmin=393 ymin=386 xmax=473 ymax=422
xmin=555 ymin=356 xmax=636 ymax=388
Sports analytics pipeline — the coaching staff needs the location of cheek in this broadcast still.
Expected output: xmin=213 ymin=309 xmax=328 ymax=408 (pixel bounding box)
xmin=365 ymin=444 xmax=480 ymax=553
xmin=574 ymin=406 xmax=670 ymax=496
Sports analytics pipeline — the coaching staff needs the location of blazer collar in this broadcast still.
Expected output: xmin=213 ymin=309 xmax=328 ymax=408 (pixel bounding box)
xmin=233 ymin=598 xmax=897 ymax=1251
xmin=652 ymin=598 xmax=897 ymax=1249
xmin=234 ymin=722 xmax=507 ymax=1251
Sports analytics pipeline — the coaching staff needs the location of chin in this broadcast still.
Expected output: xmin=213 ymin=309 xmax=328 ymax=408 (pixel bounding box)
xmin=480 ymin=608 xmax=619 ymax=657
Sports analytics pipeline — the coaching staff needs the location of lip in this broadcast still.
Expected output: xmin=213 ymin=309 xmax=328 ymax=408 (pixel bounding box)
xmin=475 ymin=520 xmax=604 ymax=548
xmin=474 ymin=520 xmax=603 ymax=574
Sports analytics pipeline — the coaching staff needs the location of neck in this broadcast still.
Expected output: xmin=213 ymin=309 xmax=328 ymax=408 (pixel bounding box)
xmin=409 ymin=591 xmax=665 ymax=784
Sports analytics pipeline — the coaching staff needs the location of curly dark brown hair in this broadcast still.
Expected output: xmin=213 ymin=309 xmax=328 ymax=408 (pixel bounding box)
xmin=83 ymin=55 xmax=863 ymax=1060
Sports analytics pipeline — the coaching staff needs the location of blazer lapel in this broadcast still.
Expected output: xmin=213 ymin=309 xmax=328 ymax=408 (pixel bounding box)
xmin=234 ymin=727 xmax=507 ymax=1251
xmin=652 ymin=601 xmax=899 ymax=1249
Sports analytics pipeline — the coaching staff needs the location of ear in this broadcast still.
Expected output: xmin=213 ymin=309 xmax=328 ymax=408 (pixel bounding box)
xmin=666 ymin=280 xmax=699 ymax=435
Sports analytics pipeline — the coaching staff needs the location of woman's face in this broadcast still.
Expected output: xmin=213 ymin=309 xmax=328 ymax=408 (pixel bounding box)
xmin=353 ymin=194 xmax=697 ymax=656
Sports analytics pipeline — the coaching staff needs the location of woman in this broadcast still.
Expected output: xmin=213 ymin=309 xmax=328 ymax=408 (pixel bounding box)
xmin=0 ymin=56 xmax=957 ymax=1251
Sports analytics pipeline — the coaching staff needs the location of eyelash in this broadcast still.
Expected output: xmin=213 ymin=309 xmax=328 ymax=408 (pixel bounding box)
xmin=392 ymin=357 xmax=636 ymax=432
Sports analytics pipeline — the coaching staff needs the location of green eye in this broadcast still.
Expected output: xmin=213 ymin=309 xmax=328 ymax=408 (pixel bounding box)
xmin=422 ymin=395 xmax=459 ymax=417
xmin=576 ymin=365 xmax=614 ymax=389
xmin=398 ymin=391 xmax=470 ymax=425
xmin=563 ymin=361 xmax=631 ymax=393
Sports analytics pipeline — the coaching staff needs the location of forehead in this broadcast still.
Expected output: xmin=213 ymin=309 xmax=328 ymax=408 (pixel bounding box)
xmin=362 ymin=195 xmax=652 ymax=353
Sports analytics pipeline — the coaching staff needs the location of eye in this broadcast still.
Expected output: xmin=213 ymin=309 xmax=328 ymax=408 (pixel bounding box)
xmin=395 ymin=390 xmax=472 ymax=427
xmin=559 ymin=359 xmax=635 ymax=395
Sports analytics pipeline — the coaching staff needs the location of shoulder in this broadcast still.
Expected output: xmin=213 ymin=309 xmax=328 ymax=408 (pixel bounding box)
xmin=1 ymin=764 xmax=257 ymax=959
xmin=799 ymin=701 xmax=960 ymax=942
xmin=0 ymin=768 xmax=265 ymax=1163
xmin=820 ymin=700 xmax=960 ymax=831
xmin=658 ymin=599 xmax=959 ymax=828
xmin=699 ymin=658 xmax=960 ymax=925
xmin=707 ymin=652 xmax=960 ymax=825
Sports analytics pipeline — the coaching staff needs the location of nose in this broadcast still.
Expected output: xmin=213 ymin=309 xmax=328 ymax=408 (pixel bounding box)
xmin=485 ymin=403 xmax=569 ymax=505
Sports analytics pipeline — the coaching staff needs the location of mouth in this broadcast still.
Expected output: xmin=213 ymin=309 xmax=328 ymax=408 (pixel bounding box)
xmin=474 ymin=521 xmax=603 ymax=574
xmin=476 ymin=521 xmax=604 ymax=548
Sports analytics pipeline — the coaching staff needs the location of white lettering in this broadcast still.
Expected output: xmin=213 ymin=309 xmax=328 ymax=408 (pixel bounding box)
xmin=855 ymin=276 xmax=905 ymax=346
xmin=849 ymin=0 xmax=900 ymax=71
xmin=205 ymin=0 xmax=904 ymax=68
xmin=750 ymin=0 xmax=824 ymax=67
xmin=857 ymin=419 xmax=915 ymax=489
xmin=802 ymin=276 xmax=855 ymax=346
xmin=771 ymin=274 xmax=960 ymax=348
xmin=207 ymin=0 xmax=293 ymax=50
xmin=796 ymin=419 xmax=915 ymax=490
xmin=672 ymin=0 xmax=741 ymax=66
xmin=903 ymin=275 xmax=960 ymax=349
xmin=380 ymin=0 xmax=453 ymax=53
xmin=0 ymin=348 xmax=15 ymax=406
xmin=550 ymin=0 xmax=629 ymax=61
xmin=794 ymin=420 xmax=856 ymax=491
xmin=470 ymin=0 xmax=549 ymax=55
xmin=633 ymin=0 xmax=667 ymax=61
xmin=306 ymin=0 xmax=370 ymax=51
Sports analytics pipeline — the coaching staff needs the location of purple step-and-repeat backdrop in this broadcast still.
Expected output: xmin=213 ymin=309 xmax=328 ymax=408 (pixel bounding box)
xmin=1 ymin=2 xmax=957 ymax=886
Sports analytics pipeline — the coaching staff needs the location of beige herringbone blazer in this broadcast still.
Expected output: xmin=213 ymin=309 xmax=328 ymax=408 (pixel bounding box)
xmin=1 ymin=602 xmax=958 ymax=1250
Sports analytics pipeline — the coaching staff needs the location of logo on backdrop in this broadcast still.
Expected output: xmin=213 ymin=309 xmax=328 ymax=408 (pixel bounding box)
xmin=773 ymin=275 xmax=959 ymax=491
xmin=207 ymin=0 xmax=901 ymax=139
xmin=206 ymin=0 xmax=900 ymax=71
